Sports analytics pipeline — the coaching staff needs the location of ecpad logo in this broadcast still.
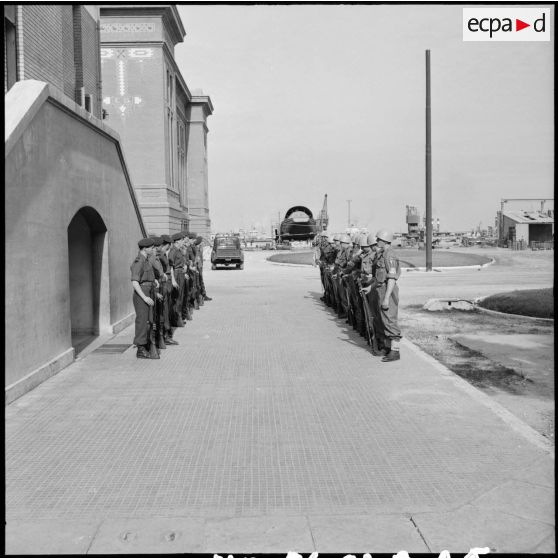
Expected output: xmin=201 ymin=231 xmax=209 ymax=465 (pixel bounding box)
xmin=463 ymin=8 xmax=550 ymax=41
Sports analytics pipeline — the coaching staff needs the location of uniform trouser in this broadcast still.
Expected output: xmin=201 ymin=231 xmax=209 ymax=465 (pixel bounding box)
xmin=133 ymin=284 xmax=153 ymax=346
xmin=199 ymin=268 xmax=206 ymax=296
xmin=375 ymin=282 xmax=401 ymax=347
xmin=162 ymin=279 xmax=172 ymax=334
xmin=336 ymin=275 xmax=348 ymax=315
xmin=347 ymin=275 xmax=362 ymax=328
xmin=171 ymin=272 xmax=185 ymax=326
xmin=319 ymin=265 xmax=326 ymax=292
xmin=323 ymin=269 xmax=333 ymax=304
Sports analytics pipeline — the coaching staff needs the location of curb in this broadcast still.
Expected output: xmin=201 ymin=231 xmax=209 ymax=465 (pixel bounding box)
xmin=473 ymin=297 xmax=554 ymax=322
xmin=268 ymin=258 xmax=497 ymax=271
xmin=401 ymin=338 xmax=555 ymax=456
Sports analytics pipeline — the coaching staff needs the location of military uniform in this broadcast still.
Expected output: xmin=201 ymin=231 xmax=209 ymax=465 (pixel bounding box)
xmin=334 ymin=240 xmax=350 ymax=319
xmin=159 ymin=235 xmax=178 ymax=344
xmin=374 ymin=241 xmax=402 ymax=360
xmin=130 ymin=239 xmax=157 ymax=358
xmin=168 ymin=233 xmax=186 ymax=327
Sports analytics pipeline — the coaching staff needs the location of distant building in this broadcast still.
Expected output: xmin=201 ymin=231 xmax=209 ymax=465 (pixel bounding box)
xmin=99 ymin=5 xmax=213 ymax=237
xmin=497 ymin=198 xmax=554 ymax=247
xmin=498 ymin=210 xmax=554 ymax=246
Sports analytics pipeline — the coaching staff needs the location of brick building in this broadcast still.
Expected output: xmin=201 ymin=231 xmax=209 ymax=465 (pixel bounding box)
xmin=99 ymin=5 xmax=213 ymax=236
xmin=4 ymin=4 xmax=102 ymax=116
xmin=5 ymin=5 xmax=147 ymax=401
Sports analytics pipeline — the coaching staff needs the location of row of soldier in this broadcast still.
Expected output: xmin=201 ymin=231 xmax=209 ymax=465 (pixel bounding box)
xmin=315 ymin=230 xmax=402 ymax=362
xmin=130 ymin=232 xmax=212 ymax=359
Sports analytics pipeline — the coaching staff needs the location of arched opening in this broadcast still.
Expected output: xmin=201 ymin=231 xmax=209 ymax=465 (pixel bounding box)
xmin=67 ymin=207 xmax=109 ymax=355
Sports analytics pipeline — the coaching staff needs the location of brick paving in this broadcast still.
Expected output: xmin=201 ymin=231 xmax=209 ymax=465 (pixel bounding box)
xmin=5 ymin=251 xmax=555 ymax=553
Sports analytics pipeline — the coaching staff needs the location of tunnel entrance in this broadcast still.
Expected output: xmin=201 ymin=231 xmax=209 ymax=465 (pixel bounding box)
xmin=67 ymin=207 xmax=109 ymax=355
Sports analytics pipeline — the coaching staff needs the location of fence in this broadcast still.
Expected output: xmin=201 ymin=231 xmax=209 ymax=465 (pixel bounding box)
xmin=530 ymin=241 xmax=554 ymax=251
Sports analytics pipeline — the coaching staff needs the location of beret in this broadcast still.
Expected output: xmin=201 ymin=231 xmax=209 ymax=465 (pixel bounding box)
xmin=138 ymin=238 xmax=155 ymax=248
xmin=161 ymin=234 xmax=172 ymax=244
xmin=171 ymin=232 xmax=183 ymax=241
xmin=194 ymin=236 xmax=203 ymax=244
xmin=188 ymin=232 xmax=197 ymax=239
xmin=151 ymin=237 xmax=163 ymax=246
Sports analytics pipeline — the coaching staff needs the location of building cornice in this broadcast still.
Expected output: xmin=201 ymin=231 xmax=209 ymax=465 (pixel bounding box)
xmin=190 ymin=95 xmax=214 ymax=116
xmin=100 ymin=5 xmax=185 ymax=45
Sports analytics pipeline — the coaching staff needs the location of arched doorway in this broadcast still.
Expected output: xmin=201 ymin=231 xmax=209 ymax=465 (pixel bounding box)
xmin=67 ymin=207 xmax=109 ymax=355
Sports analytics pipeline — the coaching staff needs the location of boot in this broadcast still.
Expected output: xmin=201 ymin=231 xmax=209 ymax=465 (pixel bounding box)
xmin=194 ymin=299 xmax=200 ymax=310
xmin=203 ymin=295 xmax=212 ymax=301
xmin=157 ymin=330 xmax=167 ymax=350
xmin=164 ymin=336 xmax=179 ymax=346
xmin=186 ymin=306 xmax=193 ymax=320
xmin=382 ymin=350 xmax=400 ymax=362
xmin=136 ymin=346 xmax=153 ymax=359
xmin=175 ymin=315 xmax=185 ymax=328
xmin=370 ymin=337 xmax=387 ymax=356
xmin=198 ymin=295 xmax=204 ymax=306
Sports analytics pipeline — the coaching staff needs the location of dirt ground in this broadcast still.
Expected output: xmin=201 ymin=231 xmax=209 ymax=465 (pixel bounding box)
xmin=401 ymin=306 xmax=554 ymax=443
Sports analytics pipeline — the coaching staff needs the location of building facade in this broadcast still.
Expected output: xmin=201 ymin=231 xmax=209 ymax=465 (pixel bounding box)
xmin=99 ymin=5 xmax=213 ymax=237
xmin=4 ymin=5 xmax=102 ymax=116
xmin=5 ymin=5 xmax=147 ymax=402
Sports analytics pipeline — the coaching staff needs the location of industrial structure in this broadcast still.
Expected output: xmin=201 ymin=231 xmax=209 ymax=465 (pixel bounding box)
xmin=497 ymin=198 xmax=554 ymax=248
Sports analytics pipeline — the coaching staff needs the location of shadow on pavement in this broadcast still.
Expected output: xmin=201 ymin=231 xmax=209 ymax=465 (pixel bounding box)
xmin=305 ymin=290 xmax=375 ymax=352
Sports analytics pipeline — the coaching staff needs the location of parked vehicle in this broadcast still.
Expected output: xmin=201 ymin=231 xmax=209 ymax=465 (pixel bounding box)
xmin=211 ymin=235 xmax=244 ymax=270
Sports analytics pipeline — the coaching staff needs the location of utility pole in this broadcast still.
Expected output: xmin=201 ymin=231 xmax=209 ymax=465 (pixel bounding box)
xmin=347 ymin=199 xmax=351 ymax=228
xmin=425 ymin=49 xmax=433 ymax=271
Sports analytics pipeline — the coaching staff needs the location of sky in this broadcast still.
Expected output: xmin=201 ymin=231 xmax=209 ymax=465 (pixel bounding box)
xmin=175 ymin=4 xmax=553 ymax=235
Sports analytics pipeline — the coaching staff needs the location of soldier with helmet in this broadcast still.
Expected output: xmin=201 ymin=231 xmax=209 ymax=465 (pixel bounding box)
xmin=374 ymin=229 xmax=402 ymax=362
xmin=321 ymin=234 xmax=338 ymax=308
xmin=333 ymin=234 xmax=351 ymax=320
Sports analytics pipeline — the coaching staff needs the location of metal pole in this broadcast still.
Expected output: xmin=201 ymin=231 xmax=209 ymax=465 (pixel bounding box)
xmin=425 ymin=50 xmax=432 ymax=271
xmin=347 ymin=200 xmax=351 ymax=228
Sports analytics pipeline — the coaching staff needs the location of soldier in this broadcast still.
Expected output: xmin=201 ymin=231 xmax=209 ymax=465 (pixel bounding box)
xmin=358 ymin=233 xmax=383 ymax=355
xmin=149 ymin=237 xmax=167 ymax=350
xmin=160 ymin=235 xmax=179 ymax=345
xmin=374 ymin=229 xmax=402 ymax=362
xmin=195 ymin=236 xmax=212 ymax=303
xmin=168 ymin=232 xmax=186 ymax=328
xmin=344 ymin=233 xmax=363 ymax=331
xmin=334 ymin=234 xmax=351 ymax=320
xmin=316 ymin=232 xmax=330 ymax=301
xmin=130 ymin=237 xmax=158 ymax=359
xmin=326 ymin=236 xmax=339 ymax=307
xmin=184 ymin=233 xmax=198 ymax=315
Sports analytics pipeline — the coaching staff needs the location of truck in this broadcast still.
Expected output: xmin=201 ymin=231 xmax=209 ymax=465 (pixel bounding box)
xmin=211 ymin=235 xmax=244 ymax=270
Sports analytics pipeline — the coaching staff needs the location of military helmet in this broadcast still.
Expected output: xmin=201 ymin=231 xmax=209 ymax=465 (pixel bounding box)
xmin=359 ymin=233 xmax=370 ymax=247
xmin=340 ymin=234 xmax=351 ymax=244
xmin=367 ymin=233 xmax=378 ymax=246
xmin=332 ymin=234 xmax=340 ymax=241
xmin=375 ymin=229 xmax=393 ymax=243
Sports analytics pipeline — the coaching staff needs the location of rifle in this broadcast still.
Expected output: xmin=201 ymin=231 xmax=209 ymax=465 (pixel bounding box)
xmin=148 ymin=284 xmax=161 ymax=359
xmin=357 ymin=277 xmax=373 ymax=346
xmin=342 ymin=272 xmax=355 ymax=325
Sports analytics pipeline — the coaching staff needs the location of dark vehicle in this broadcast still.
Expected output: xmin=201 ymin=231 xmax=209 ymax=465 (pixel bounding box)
xmin=279 ymin=206 xmax=318 ymax=242
xmin=211 ymin=235 xmax=244 ymax=270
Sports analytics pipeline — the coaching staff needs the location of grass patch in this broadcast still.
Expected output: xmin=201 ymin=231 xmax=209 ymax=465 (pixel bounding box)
xmin=479 ymin=288 xmax=554 ymax=319
xmin=268 ymin=249 xmax=491 ymax=267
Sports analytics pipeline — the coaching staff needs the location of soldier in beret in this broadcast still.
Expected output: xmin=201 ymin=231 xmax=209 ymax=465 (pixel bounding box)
xmin=168 ymin=232 xmax=186 ymax=328
xmin=130 ymin=238 xmax=159 ymax=359
xmin=159 ymin=235 xmax=178 ymax=345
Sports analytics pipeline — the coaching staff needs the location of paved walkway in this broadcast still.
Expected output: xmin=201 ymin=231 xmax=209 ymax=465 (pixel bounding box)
xmin=5 ymin=252 xmax=554 ymax=554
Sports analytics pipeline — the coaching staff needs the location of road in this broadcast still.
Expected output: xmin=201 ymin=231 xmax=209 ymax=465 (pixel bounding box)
xmin=5 ymin=249 xmax=554 ymax=553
